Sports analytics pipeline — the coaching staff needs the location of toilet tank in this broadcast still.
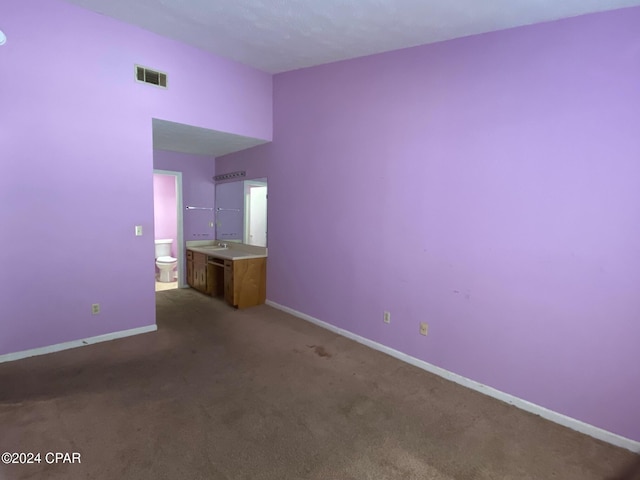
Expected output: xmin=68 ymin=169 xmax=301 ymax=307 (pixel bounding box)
xmin=154 ymin=239 xmax=173 ymax=258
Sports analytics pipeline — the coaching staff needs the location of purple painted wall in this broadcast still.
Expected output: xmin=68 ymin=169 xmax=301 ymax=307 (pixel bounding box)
xmin=219 ymin=8 xmax=640 ymax=442
xmin=153 ymin=150 xmax=216 ymax=247
xmin=153 ymin=174 xmax=178 ymax=258
xmin=0 ymin=0 xmax=271 ymax=356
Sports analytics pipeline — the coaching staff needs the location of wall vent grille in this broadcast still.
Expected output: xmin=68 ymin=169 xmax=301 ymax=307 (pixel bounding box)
xmin=135 ymin=65 xmax=167 ymax=88
xmin=214 ymin=171 xmax=246 ymax=182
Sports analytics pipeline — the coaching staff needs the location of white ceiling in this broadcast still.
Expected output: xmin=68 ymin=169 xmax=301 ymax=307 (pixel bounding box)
xmin=152 ymin=119 xmax=268 ymax=157
xmin=67 ymin=0 xmax=640 ymax=73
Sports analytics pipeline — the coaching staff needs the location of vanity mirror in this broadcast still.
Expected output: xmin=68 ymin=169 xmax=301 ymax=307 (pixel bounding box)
xmin=215 ymin=178 xmax=267 ymax=247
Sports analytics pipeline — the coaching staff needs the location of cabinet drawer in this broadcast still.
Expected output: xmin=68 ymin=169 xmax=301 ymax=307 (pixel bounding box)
xmin=186 ymin=250 xmax=193 ymax=260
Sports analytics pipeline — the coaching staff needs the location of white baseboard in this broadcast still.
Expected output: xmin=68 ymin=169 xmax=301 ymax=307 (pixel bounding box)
xmin=0 ymin=325 xmax=158 ymax=364
xmin=265 ymin=300 xmax=640 ymax=453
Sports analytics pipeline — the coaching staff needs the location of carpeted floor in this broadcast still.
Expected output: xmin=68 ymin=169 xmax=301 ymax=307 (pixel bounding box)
xmin=0 ymin=288 xmax=638 ymax=479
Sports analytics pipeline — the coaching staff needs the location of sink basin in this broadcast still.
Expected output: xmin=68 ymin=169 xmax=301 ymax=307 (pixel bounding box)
xmin=199 ymin=246 xmax=228 ymax=251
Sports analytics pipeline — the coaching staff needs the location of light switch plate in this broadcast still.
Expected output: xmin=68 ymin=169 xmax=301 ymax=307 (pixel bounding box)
xmin=135 ymin=225 xmax=143 ymax=236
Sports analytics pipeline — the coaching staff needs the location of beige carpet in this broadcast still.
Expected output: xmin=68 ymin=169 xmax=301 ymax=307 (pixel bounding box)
xmin=0 ymin=288 xmax=637 ymax=479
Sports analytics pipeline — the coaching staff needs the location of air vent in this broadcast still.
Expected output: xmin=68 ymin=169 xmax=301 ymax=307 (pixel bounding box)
xmin=135 ymin=65 xmax=167 ymax=88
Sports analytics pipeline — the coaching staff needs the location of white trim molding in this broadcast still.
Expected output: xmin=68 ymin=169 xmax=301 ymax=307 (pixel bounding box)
xmin=0 ymin=325 xmax=157 ymax=364
xmin=266 ymin=300 xmax=640 ymax=453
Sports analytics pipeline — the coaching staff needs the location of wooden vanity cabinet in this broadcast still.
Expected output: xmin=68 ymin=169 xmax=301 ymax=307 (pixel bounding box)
xmin=187 ymin=249 xmax=266 ymax=308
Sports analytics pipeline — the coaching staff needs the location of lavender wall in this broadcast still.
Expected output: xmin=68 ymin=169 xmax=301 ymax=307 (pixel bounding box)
xmin=153 ymin=174 xmax=178 ymax=258
xmin=153 ymin=150 xmax=216 ymax=246
xmin=219 ymin=8 xmax=640 ymax=442
xmin=0 ymin=0 xmax=271 ymax=356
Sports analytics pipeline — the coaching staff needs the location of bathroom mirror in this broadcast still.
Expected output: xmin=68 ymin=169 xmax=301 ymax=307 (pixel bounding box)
xmin=215 ymin=178 xmax=267 ymax=247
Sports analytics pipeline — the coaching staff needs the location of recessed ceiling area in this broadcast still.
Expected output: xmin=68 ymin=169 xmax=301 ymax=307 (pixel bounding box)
xmin=152 ymin=119 xmax=268 ymax=157
xmin=65 ymin=0 xmax=640 ymax=73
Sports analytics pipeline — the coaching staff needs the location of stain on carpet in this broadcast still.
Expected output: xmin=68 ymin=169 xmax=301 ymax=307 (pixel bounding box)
xmin=307 ymin=345 xmax=331 ymax=358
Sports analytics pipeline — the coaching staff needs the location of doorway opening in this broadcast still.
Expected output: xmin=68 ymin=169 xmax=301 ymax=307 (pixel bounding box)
xmin=244 ymin=178 xmax=267 ymax=247
xmin=153 ymin=169 xmax=184 ymax=292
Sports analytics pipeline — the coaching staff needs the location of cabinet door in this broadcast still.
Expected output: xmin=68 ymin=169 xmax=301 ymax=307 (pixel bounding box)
xmin=198 ymin=266 xmax=206 ymax=293
xmin=193 ymin=252 xmax=207 ymax=293
xmin=233 ymin=258 xmax=267 ymax=309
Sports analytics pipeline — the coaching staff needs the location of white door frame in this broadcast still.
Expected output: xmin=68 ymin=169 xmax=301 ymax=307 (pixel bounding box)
xmin=153 ymin=169 xmax=185 ymax=288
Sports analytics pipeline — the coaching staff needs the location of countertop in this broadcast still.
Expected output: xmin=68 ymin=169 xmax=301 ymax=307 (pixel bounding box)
xmin=187 ymin=246 xmax=267 ymax=261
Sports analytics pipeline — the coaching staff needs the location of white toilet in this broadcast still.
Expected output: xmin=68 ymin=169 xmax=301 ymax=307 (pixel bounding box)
xmin=155 ymin=239 xmax=177 ymax=282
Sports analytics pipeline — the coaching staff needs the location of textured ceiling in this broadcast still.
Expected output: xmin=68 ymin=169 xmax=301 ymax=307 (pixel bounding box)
xmin=66 ymin=0 xmax=640 ymax=73
xmin=152 ymin=119 xmax=268 ymax=157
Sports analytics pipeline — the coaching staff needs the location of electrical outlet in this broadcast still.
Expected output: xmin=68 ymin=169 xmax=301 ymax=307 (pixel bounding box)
xmin=420 ymin=322 xmax=428 ymax=336
xmin=383 ymin=311 xmax=391 ymax=324
xmin=91 ymin=304 xmax=100 ymax=315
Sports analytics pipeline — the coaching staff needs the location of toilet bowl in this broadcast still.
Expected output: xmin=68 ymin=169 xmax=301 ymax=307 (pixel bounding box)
xmin=155 ymin=239 xmax=177 ymax=283
xmin=156 ymin=256 xmax=177 ymax=282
